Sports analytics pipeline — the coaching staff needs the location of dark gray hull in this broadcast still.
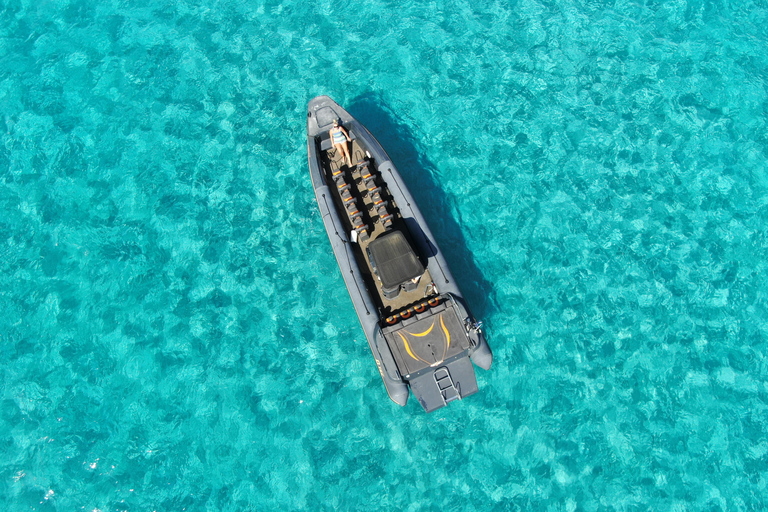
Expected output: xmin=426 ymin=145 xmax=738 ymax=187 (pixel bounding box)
xmin=307 ymin=95 xmax=492 ymax=412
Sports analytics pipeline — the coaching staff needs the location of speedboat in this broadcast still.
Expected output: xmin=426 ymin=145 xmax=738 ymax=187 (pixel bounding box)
xmin=306 ymin=95 xmax=492 ymax=412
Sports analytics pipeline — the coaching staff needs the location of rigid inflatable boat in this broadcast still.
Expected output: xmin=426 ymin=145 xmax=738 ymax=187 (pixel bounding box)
xmin=306 ymin=96 xmax=492 ymax=413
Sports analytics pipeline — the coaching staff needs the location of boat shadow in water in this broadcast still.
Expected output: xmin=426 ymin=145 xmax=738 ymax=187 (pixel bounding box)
xmin=348 ymin=93 xmax=495 ymax=321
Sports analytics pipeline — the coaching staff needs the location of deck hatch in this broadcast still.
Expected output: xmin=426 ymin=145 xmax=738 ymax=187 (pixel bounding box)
xmin=314 ymin=106 xmax=339 ymax=128
xmin=384 ymin=306 xmax=471 ymax=377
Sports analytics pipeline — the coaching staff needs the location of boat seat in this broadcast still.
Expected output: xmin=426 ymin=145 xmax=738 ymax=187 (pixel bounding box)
xmin=320 ymin=130 xmax=357 ymax=152
xmin=350 ymin=212 xmax=368 ymax=229
xmin=375 ymin=203 xmax=393 ymax=228
xmin=345 ymin=199 xmax=359 ymax=213
xmin=363 ymin=177 xmax=377 ymax=190
xmin=356 ymin=227 xmax=370 ymax=242
xmin=403 ymin=276 xmax=421 ymax=292
xmin=337 ymin=181 xmax=351 ymax=195
xmin=351 ymin=160 xmax=367 ymax=179
xmin=320 ymin=135 xmax=334 ymax=152
xmin=352 ymin=216 xmax=368 ymax=232
xmin=346 ymin=204 xmax=360 ymax=217
xmin=331 ymin=167 xmax=345 ymax=182
xmin=360 ymin=166 xmax=373 ymax=181
xmin=382 ymin=284 xmax=400 ymax=300
xmin=379 ymin=212 xmax=394 ymax=229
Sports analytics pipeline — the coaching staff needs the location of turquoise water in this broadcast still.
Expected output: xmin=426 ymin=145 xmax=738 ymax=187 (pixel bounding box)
xmin=2 ymin=0 xmax=768 ymax=509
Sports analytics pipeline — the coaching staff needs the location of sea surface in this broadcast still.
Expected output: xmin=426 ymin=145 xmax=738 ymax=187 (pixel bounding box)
xmin=2 ymin=0 xmax=768 ymax=510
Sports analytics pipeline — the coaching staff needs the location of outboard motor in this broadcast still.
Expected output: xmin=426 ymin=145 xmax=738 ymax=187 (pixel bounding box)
xmin=464 ymin=317 xmax=483 ymax=333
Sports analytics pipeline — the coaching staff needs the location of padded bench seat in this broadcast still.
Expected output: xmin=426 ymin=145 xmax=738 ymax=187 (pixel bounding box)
xmin=320 ymin=130 xmax=357 ymax=152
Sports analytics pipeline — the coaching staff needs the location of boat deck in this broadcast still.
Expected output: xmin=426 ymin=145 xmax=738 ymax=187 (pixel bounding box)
xmin=308 ymin=95 xmax=491 ymax=413
xmin=320 ymin=136 xmax=434 ymax=317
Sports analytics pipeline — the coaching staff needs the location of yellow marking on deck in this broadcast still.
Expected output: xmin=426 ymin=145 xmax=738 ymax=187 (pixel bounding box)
xmin=397 ymin=314 xmax=451 ymax=366
xmin=405 ymin=320 xmax=435 ymax=337
xmin=440 ymin=314 xmax=450 ymax=353
xmin=398 ymin=332 xmax=426 ymax=363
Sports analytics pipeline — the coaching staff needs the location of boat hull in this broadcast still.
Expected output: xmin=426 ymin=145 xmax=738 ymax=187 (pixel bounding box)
xmin=307 ymin=95 xmax=492 ymax=412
